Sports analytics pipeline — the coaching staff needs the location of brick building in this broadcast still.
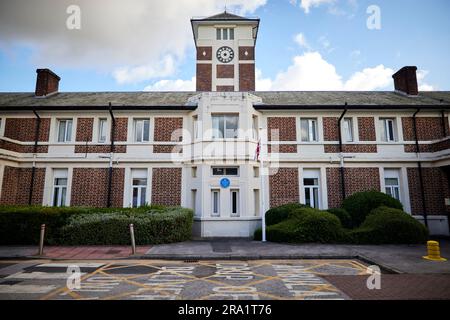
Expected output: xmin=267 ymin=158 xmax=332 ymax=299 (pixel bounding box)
xmin=0 ymin=12 xmax=449 ymax=237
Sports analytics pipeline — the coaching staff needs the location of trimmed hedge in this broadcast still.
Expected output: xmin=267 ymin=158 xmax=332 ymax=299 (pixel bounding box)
xmin=265 ymin=203 xmax=309 ymax=226
xmin=327 ymin=208 xmax=352 ymax=229
xmin=0 ymin=205 xmax=193 ymax=245
xmin=349 ymin=206 xmax=428 ymax=244
xmin=255 ymin=207 xmax=344 ymax=243
xmin=342 ymin=191 xmax=403 ymax=227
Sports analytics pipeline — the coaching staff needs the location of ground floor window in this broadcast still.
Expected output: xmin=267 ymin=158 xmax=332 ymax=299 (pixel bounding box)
xmin=212 ymin=189 xmax=220 ymax=217
xmin=52 ymin=169 xmax=68 ymax=207
xmin=303 ymin=169 xmax=321 ymax=209
xmin=131 ymin=169 xmax=148 ymax=208
xmin=384 ymin=169 xmax=401 ymax=201
xmin=231 ymin=189 xmax=239 ymax=217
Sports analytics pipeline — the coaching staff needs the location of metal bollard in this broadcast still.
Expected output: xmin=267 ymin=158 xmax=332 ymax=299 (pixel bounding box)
xmin=423 ymin=240 xmax=447 ymax=261
xmin=38 ymin=224 xmax=46 ymax=256
xmin=129 ymin=224 xmax=136 ymax=255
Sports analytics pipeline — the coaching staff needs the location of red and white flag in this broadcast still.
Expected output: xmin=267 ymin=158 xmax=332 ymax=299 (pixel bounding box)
xmin=254 ymin=139 xmax=261 ymax=161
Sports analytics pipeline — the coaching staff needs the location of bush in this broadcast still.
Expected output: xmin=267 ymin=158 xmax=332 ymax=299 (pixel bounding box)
xmin=349 ymin=206 xmax=428 ymax=244
xmin=265 ymin=203 xmax=309 ymax=226
xmin=0 ymin=205 xmax=193 ymax=245
xmin=254 ymin=207 xmax=344 ymax=243
xmin=342 ymin=191 xmax=403 ymax=227
xmin=327 ymin=208 xmax=352 ymax=229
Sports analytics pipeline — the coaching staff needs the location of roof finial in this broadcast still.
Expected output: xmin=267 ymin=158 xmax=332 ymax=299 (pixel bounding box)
xmin=224 ymin=4 xmax=227 ymax=14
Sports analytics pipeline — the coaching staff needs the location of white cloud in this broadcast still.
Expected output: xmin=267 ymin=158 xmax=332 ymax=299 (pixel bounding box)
xmin=256 ymin=51 xmax=396 ymax=91
xmin=0 ymin=0 xmax=266 ymax=84
xmin=144 ymin=77 xmax=196 ymax=91
xmin=294 ymin=33 xmax=311 ymax=50
xmin=417 ymin=70 xmax=435 ymax=91
xmin=290 ymin=0 xmax=336 ymax=14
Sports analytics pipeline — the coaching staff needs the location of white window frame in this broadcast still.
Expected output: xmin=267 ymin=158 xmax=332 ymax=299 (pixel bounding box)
xmin=57 ymin=119 xmax=73 ymax=143
xmin=52 ymin=169 xmax=68 ymax=207
xmin=212 ymin=114 xmax=239 ymax=139
xmin=134 ymin=119 xmax=150 ymax=143
xmin=381 ymin=118 xmax=397 ymax=142
xmin=212 ymin=189 xmax=220 ymax=217
xmin=301 ymin=118 xmax=318 ymax=142
xmin=342 ymin=118 xmax=354 ymax=142
xmin=212 ymin=167 xmax=239 ymax=177
xmin=131 ymin=169 xmax=148 ymax=208
xmin=231 ymin=189 xmax=240 ymax=217
xmin=384 ymin=169 xmax=401 ymax=201
xmin=98 ymin=118 xmax=108 ymax=143
xmin=252 ymin=116 xmax=259 ymax=140
xmin=303 ymin=169 xmax=321 ymax=209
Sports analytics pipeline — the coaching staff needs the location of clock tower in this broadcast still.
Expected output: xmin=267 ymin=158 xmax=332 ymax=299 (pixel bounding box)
xmin=191 ymin=12 xmax=260 ymax=92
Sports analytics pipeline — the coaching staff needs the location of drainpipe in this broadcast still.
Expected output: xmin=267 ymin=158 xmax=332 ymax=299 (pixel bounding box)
xmin=107 ymin=103 xmax=116 ymax=208
xmin=337 ymin=103 xmax=348 ymax=202
xmin=413 ymin=108 xmax=428 ymax=228
xmin=29 ymin=110 xmax=41 ymax=205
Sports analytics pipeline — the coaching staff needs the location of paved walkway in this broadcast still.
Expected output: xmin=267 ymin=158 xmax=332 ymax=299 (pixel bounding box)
xmin=1 ymin=239 xmax=449 ymax=274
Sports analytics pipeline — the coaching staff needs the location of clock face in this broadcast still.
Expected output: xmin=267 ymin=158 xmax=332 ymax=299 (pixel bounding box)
xmin=216 ymin=46 xmax=234 ymax=63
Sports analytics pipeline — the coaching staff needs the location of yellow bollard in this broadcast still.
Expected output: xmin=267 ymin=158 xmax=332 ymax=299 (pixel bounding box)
xmin=423 ymin=241 xmax=447 ymax=261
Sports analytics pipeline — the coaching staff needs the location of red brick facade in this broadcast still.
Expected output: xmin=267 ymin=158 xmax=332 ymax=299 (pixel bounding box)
xmin=197 ymin=64 xmax=212 ymax=91
xmin=74 ymin=145 xmax=127 ymax=154
xmin=197 ymin=47 xmax=212 ymax=60
xmin=0 ymin=140 xmax=48 ymax=153
xmin=268 ymin=145 xmax=297 ymax=153
xmin=407 ymin=167 xmax=449 ymax=216
xmin=71 ymin=168 xmax=124 ymax=208
xmin=239 ymin=47 xmax=255 ymax=60
xmin=358 ymin=117 xmax=376 ymax=141
xmin=4 ymin=118 xmax=50 ymax=142
xmin=325 ymin=144 xmax=377 ymax=153
xmin=0 ymin=166 xmax=46 ymax=205
xmin=323 ymin=117 xmax=339 ymax=141
xmin=402 ymin=117 xmax=449 ymax=141
xmin=113 ymin=118 xmax=128 ymax=142
xmin=151 ymin=168 xmax=182 ymax=206
xmin=268 ymin=117 xmax=297 ymax=141
xmin=326 ymin=167 xmax=380 ymax=208
xmin=269 ymin=168 xmax=299 ymax=208
xmin=217 ymin=65 xmax=234 ymax=78
xmin=239 ymin=64 xmax=255 ymax=91
xmin=76 ymin=118 xmax=94 ymax=142
xmin=154 ymin=118 xmax=183 ymax=142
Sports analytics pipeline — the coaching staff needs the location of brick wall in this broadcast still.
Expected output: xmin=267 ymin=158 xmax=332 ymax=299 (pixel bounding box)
xmin=325 ymin=145 xmax=377 ymax=153
xmin=323 ymin=117 xmax=339 ymax=141
xmin=76 ymin=118 xmax=94 ymax=142
xmin=151 ymin=168 xmax=182 ymax=206
xmin=239 ymin=47 xmax=255 ymax=60
xmin=326 ymin=167 xmax=380 ymax=208
xmin=268 ymin=117 xmax=297 ymax=141
xmin=113 ymin=118 xmax=128 ymax=142
xmin=358 ymin=117 xmax=376 ymax=141
xmin=197 ymin=64 xmax=212 ymax=92
xmin=268 ymin=145 xmax=297 ymax=154
xmin=0 ymin=166 xmax=45 ymax=205
xmin=239 ymin=64 xmax=255 ymax=91
xmin=216 ymin=86 xmax=235 ymax=92
xmin=74 ymin=145 xmax=127 ymax=154
xmin=197 ymin=47 xmax=212 ymax=60
xmin=4 ymin=118 xmax=50 ymax=142
xmin=153 ymin=145 xmax=183 ymax=154
xmin=402 ymin=117 xmax=449 ymax=141
xmin=217 ymin=65 xmax=234 ymax=78
xmin=0 ymin=140 xmax=48 ymax=153
xmin=153 ymin=118 xmax=183 ymax=142
xmin=71 ymin=168 xmax=124 ymax=207
xmin=269 ymin=168 xmax=299 ymax=208
xmin=407 ymin=167 xmax=449 ymax=215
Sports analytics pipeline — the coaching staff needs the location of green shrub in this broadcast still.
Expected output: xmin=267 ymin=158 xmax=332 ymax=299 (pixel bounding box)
xmin=349 ymin=206 xmax=428 ymax=244
xmin=342 ymin=191 xmax=403 ymax=227
xmin=327 ymin=208 xmax=352 ymax=229
xmin=254 ymin=207 xmax=344 ymax=244
xmin=265 ymin=203 xmax=309 ymax=226
xmin=0 ymin=205 xmax=193 ymax=245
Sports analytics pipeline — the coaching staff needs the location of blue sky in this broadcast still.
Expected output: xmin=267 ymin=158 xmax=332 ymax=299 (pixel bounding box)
xmin=0 ymin=0 xmax=449 ymax=92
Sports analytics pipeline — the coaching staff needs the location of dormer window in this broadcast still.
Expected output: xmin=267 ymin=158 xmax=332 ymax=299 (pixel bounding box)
xmin=216 ymin=28 xmax=234 ymax=40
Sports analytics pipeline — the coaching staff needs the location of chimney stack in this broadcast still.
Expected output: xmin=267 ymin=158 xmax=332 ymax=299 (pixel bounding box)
xmin=35 ymin=69 xmax=60 ymax=97
xmin=392 ymin=66 xmax=418 ymax=96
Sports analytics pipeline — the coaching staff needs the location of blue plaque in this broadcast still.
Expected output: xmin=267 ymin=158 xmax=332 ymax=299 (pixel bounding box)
xmin=220 ymin=178 xmax=231 ymax=189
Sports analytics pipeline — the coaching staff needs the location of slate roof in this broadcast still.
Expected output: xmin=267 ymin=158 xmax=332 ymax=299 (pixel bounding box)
xmin=0 ymin=91 xmax=449 ymax=110
xmin=193 ymin=11 xmax=258 ymax=21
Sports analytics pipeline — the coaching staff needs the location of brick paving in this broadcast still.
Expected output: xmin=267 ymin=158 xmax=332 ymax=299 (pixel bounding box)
xmin=322 ymin=274 xmax=450 ymax=300
xmin=40 ymin=246 xmax=152 ymax=259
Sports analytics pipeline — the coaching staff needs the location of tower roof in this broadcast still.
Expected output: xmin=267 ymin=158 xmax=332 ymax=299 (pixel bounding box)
xmin=200 ymin=11 xmax=257 ymax=21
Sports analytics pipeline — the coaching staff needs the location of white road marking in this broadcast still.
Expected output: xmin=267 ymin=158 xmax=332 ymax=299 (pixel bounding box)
xmin=36 ymin=263 xmax=104 ymax=268
xmin=0 ymin=284 xmax=57 ymax=294
xmin=6 ymin=272 xmax=87 ymax=280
